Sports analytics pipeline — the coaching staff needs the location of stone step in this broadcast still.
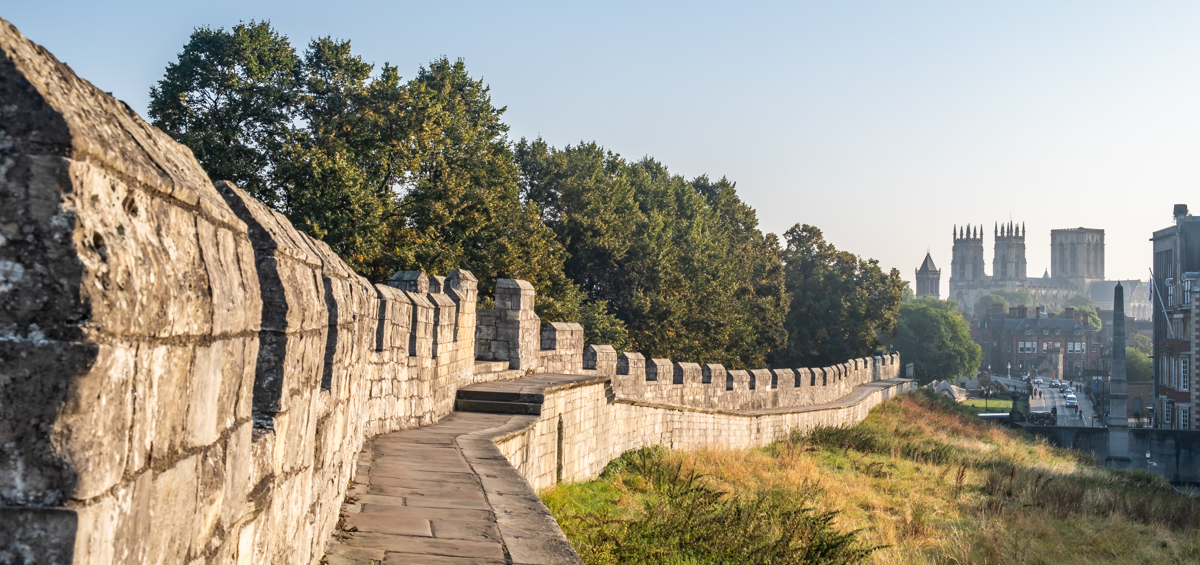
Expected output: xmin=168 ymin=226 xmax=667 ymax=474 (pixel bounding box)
xmin=454 ymin=398 xmax=542 ymax=415
xmin=474 ymin=360 xmax=509 ymax=374
xmin=456 ymin=386 xmax=544 ymax=404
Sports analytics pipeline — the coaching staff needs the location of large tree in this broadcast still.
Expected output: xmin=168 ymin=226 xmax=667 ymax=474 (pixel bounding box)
xmin=516 ymin=141 xmax=788 ymax=367
xmin=1126 ymin=347 xmax=1152 ymax=382
xmin=777 ymin=225 xmax=904 ymax=367
xmin=889 ymin=297 xmax=982 ymax=384
xmin=150 ymin=23 xmax=624 ymax=342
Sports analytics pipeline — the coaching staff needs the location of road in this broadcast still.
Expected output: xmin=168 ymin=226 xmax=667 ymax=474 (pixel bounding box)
xmin=1030 ymin=378 xmax=1100 ymax=427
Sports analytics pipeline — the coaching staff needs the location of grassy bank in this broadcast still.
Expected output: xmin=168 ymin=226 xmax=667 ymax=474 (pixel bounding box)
xmin=541 ymin=390 xmax=1200 ymax=564
xmin=960 ymin=397 xmax=1013 ymax=414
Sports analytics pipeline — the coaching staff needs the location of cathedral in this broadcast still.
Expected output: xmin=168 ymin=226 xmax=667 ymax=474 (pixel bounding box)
xmin=916 ymin=222 xmax=1150 ymax=318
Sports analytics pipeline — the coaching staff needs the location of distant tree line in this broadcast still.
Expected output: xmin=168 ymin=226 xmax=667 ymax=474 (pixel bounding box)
xmin=149 ymin=21 xmax=906 ymax=369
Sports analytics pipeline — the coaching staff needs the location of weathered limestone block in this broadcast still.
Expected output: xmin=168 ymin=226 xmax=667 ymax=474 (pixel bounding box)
xmin=426 ymin=292 xmax=457 ymax=359
xmin=428 ymin=275 xmax=446 ymax=293
xmin=583 ymin=344 xmax=617 ymax=376
xmin=674 ymin=362 xmax=704 ymax=405
xmin=539 ymin=322 xmax=584 ymax=374
xmin=389 ymin=271 xmax=428 ymax=293
xmin=445 ymin=269 xmax=478 ymax=370
xmin=644 ymin=358 xmax=675 ymax=403
xmin=614 ymin=352 xmax=646 ymax=399
xmin=495 ymin=279 xmax=540 ymax=371
xmin=702 ymin=364 xmax=728 ymax=408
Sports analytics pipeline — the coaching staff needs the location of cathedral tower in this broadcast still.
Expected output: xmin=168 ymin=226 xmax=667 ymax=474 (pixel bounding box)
xmin=1051 ymin=227 xmax=1104 ymax=291
xmin=915 ymin=253 xmax=941 ymax=298
xmin=992 ymin=221 xmax=1027 ymax=289
xmin=949 ymin=224 xmax=986 ymax=309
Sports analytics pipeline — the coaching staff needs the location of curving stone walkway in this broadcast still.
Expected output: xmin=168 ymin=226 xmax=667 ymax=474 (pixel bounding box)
xmin=324 ymin=373 xmax=911 ymax=564
xmin=324 ymin=405 xmax=582 ymax=564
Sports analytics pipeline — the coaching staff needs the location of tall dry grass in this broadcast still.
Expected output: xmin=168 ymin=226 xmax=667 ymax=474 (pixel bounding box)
xmin=542 ymin=390 xmax=1200 ymax=564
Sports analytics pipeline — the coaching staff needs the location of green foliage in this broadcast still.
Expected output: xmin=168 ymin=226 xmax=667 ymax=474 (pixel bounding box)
xmin=1072 ymin=305 xmax=1102 ymax=331
xmin=1047 ymin=304 xmax=1101 ymax=330
xmin=516 ymin=141 xmax=787 ymax=368
xmin=149 ymin=21 xmax=299 ymax=207
xmin=777 ymin=225 xmax=904 ymax=367
xmin=1064 ymin=294 xmax=1097 ymax=310
xmin=1129 ymin=333 xmax=1153 ymax=356
xmin=901 ymin=282 xmax=915 ymax=302
xmin=1126 ymin=347 xmax=1153 ymax=382
xmin=888 ymin=297 xmax=981 ymax=383
xmin=151 ymin=23 xmax=626 ymax=342
xmin=543 ymin=447 xmax=877 ymax=564
xmin=973 ymin=289 xmax=1034 ymax=319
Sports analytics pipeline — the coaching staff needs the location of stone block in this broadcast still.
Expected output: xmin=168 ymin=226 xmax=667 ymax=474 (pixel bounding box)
xmin=428 ymin=275 xmax=446 ymax=293
xmin=583 ymin=345 xmax=617 ymax=376
xmin=645 ymin=359 xmax=672 ymax=383
xmin=389 ymin=271 xmax=429 ymax=293
xmin=494 ymin=279 xmax=535 ymax=312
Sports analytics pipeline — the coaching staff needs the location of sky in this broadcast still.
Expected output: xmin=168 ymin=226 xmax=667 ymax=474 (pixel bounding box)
xmin=7 ymin=1 xmax=1200 ymax=287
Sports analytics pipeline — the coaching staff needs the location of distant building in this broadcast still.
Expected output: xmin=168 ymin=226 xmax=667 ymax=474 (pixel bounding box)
xmin=1149 ymin=204 xmax=1200 ymax=429
xmin=973 ymin=306 xmax=1102 ymax=380
xmin=1052 ymin=228 xmax=1105 ymax=290
xmin=944 ymin=221 xmax=1150 ymax=320
xmin=914 ymin=253 xmax=941 ymax=298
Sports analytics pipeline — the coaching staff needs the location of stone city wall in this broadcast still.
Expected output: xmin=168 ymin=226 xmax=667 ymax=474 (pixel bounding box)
xmin=0 ymin=18 xmax=910 ymax=565
xmin=0 ymin=20 xmax=556 ymax=565
xmin=493 ymin=377 xmax=916 ymax=492
xmin=610 ymin=352 xmax=897 ymax=411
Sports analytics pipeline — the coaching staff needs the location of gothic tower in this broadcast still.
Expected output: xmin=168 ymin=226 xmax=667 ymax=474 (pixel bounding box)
xmin=992 ymin=221 xmax=1027 ymax=289
xmin=915 ymin=253 xmax=941 ymax=298
xmin=949 ymin=224 xmax=986 ymax=310
xmin=1051 ymin=227 xmax=1105 ymax=291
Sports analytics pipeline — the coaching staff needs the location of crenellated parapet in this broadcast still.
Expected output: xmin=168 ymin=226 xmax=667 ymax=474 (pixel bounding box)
xmin=0 ymin=18 xmax=908 ymax=565
xmin=602 ymin=350 xmax=899 ymax=412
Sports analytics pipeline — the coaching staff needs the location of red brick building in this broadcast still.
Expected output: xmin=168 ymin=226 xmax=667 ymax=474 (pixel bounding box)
xmin=973 ymin=306 xmax=1102 ymax=379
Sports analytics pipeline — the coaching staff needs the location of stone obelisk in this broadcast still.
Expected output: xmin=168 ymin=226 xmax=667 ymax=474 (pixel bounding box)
xmin=1107 ymin=282 xmax=1131 ymax=465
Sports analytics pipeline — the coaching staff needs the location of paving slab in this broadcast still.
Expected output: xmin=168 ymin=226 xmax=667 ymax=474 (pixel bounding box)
xmin=324 ymin=407 xmax=583 ymax=564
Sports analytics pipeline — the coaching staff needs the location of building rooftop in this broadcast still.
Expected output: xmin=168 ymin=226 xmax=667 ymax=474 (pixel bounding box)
xmin=917 ymin=252 xmax=938 ymax=273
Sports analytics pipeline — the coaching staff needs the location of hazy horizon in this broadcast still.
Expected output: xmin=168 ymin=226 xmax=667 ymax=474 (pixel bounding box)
xmin=8 ymin=1 xmax=1199 ymax=289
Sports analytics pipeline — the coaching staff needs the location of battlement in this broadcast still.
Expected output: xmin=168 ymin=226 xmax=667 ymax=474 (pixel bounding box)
xmin=953 ymin=224 xmax=985 ymax=242
xmin=0 ymin=19 xmax=908 ymax=565
xmin=995 ymin=221 xmax=1026 ymax=240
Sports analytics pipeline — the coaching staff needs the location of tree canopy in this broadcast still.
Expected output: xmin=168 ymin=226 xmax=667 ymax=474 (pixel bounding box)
xmin=151 ymin=21 xmax=909 ymax=369
xmin=775 ymin=225 xmax=905 ymax=367
xmin=515 ymin=141 xmax=788 ymax=368
xmin=1126 ymin=347 xmax=1152 ymax=382
xmin=1129 ymin=333 xmax=1153 ymax=357
xmin=973 ymin=289 xmax=1034 ymax=319
xmin=888 ymin=297 xmax=982 ymax=384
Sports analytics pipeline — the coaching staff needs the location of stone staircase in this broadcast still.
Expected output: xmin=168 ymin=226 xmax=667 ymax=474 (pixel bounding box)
xmin=456 ymin=365 xmax=546 ymax=414
xmin=458 ymin=369 xmax=604 ymax=416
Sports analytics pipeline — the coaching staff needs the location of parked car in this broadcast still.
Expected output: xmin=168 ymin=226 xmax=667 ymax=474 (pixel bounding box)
xmin=1028 ymin=411 xmax=1056 ymax=426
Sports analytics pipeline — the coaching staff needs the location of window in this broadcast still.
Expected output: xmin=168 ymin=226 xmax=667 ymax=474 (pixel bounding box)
xmin=1068 ymin=342 xmax=1076 ymax=353
xmin=1165 ymin=401 xmax=1172 ymax=425
xmin=1173 ymin=358 xmax=1179 ymax=389
xmin=1080 ymin=342 xmax=1086 ymax=354
xmin=1183 ymin=358 xmax=1190 ymax=392
xmin=1183 ymin=407 xmax=1191 ymax=430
